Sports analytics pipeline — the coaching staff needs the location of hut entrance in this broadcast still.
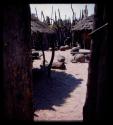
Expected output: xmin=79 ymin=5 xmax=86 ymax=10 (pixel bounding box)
xmin=30 ymin=4 xmax=94 ymax=121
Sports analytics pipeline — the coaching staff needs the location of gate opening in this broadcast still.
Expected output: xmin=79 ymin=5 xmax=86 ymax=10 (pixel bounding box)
xmin=30 ymin=3 xmax=95 ymax=121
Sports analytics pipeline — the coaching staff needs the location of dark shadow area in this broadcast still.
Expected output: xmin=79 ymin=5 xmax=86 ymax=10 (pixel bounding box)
xmin=32 ymin=69 xmax=83 ymax=111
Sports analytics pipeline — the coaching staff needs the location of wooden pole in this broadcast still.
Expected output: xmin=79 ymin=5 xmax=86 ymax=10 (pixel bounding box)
xmin=88 ymin=23 xmax=108 ymax=36
xmin=55 ymin=11 xmax=57 ymax=22
xmin=2 ymin=5 xmax=33 ymax=120
xmin=41 ymin=11 xmax=45 ymax=22
xmin=58 ymin=8 xmax=61 ymax=20
xmin=51 ymin=6 xmax=53 ymax=24
xmin=71 ymin=4 xmax=75 ymax=21
xmin=48 ymin=35 xmax=55 ymax=77
xmin=35 ymin=8 xmax=38 ymax=19
xmin=40 ymin=34 xmax=46 ymax=68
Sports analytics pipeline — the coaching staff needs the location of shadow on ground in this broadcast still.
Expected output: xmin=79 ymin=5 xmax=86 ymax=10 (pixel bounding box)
xmin=32 ymin=69 xmax=83 ymax=111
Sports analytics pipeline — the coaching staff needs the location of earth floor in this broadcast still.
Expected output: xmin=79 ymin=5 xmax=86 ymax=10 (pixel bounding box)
xmin=33 ymin=49 xmax=88 ymax=121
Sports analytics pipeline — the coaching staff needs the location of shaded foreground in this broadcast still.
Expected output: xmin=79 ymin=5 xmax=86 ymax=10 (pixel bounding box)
xmin=33 ymin=49 xmax=88 ymax=121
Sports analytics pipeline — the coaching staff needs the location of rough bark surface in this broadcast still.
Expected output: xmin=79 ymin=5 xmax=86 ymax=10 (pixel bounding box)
xmin=2 ymin=4 xmax=33 ymax=120
xmin=83 ymin=4 xmax=112 ymax=121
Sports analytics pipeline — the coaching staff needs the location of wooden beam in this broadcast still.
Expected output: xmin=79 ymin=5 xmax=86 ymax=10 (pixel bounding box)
xmin=88 ymin=23 xmax=108 ymax=36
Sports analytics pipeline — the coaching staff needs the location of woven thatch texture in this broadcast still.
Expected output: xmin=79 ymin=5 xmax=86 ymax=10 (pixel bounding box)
xmin=71 ymin=15 xmax=94 ymax=31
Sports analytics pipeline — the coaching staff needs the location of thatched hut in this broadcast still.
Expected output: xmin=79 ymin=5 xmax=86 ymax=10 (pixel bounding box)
xmin=31 ymin=14 xmax=56 ymax=50
xmin=71 ymin=15 xmax=94 ymax=49
xmin=31 ymin=14 xmax=56 ymax=77
xmin=52 ymin=19 xmax=72 ymax=48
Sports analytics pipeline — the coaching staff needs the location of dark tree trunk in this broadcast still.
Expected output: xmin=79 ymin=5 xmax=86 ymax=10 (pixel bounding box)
xmin=83 ymin=3 xmax=112 ymax=121
xmin=71 ymin=31 xmax=74 ymax=47
xmin=40 ymin=34 xmax=46 ymax=68
xmin=2 ymin=4 xmax=33 ymax=120
xmin=48 ymin=34 xmax=55 ymax=77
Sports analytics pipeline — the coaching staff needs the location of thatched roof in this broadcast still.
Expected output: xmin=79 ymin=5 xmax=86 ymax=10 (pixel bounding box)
xmin=71 ymin=15 xmax=94 ymax=31
xmin=31 ymin=15 xmax=55 ymax=34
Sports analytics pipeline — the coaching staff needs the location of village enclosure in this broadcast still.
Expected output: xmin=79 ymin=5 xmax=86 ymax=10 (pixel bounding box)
xmin=1 ymin=3 xmax=112 ymax=121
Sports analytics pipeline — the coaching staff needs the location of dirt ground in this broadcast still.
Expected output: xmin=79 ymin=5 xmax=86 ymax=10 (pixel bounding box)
xmin=33 ymin=49 xmax=88 ymax=121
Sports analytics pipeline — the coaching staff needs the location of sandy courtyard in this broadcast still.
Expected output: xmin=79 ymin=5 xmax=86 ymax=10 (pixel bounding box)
xmin=33 ymin=49 xmax=88 ymax=121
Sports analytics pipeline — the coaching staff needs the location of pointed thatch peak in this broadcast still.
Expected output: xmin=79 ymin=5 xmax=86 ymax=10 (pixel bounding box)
xmin=31 ymin=14 xmax=55 ymax=34
xmin=71 ymin=15 xmax=94 ymax=31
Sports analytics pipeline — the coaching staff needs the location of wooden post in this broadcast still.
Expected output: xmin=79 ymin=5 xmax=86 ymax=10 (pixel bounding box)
xmin=71 ymin=4 xmax=75 ymax=22
xmin=2 ymin=4 xmax=33 ymax=120
xmin=83 ymin=4 xmax=111 ymax=121
xmin=55 ymin=11 xmax=57 ymax=22
xmin=58 ymin=8 xmax=61 ymax=20
xmin=40 ymin=33 xmax=46 ymax=68
xmin=51 ymin=6 xmax=53 ymax=24
xmin=35 ymin=8 xmax=38 ymax=19
xmin=48 ymin=34 xmax=55 ymax=77
xmin=41 ymin=11 xmax=45 ymax=22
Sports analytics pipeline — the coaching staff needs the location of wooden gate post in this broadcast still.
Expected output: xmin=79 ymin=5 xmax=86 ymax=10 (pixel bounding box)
xmin=2 ymin=4 xmax=33 ymax=120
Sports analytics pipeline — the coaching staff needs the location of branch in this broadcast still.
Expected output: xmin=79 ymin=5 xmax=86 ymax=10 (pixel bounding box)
xmin=71 ymin=4 xmax=75 ymax=20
